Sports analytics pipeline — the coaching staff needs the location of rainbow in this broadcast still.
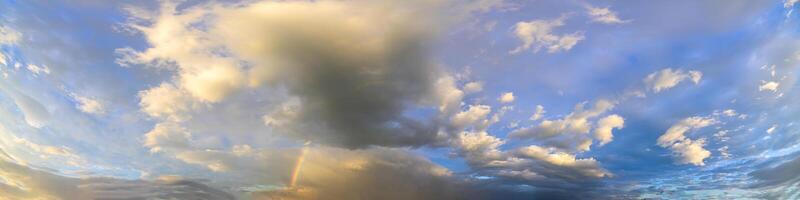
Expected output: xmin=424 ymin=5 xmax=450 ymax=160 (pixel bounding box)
xmin=289 ymin=142 xmax=310 ymax=187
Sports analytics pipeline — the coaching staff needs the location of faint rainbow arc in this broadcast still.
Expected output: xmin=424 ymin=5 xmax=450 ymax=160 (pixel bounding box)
xmin=289 ymin=141 xmax=310 ymax=187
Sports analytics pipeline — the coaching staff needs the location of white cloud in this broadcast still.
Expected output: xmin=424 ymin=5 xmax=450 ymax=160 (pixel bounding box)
xmin=143 ymin=122 xmax=193 ymax=153
xmin=499 ymin=92 xmax=515 ymax=103
xmin=669 ymin=138 xmax=711 ymax=166
xmin=594 ymin=115 xmax=624 ymax=146
xmin=25 ymin=64 xmax=50 ymax=75
xmin=138 ymin=83 xmax=198 ymax=121
xmin=657 ymin=116 xmax=716 ymax=166
xmin=515 ymin=145 xmax=611 ymax=178
xmin=586 ymin=6 xmax=629 ymax=24
xmin=69 ymin=93 xmax=106 ymax=115
xmin=510 ymin=16 xmax=584 ymax=54
xmin=759 ymin=81 xmax=779 ymax=92
xmin=0 ymin=26 xmax=21 ymax=45
xmin=511 ymin=100 xmax=614 ymax=140
xmin=530 ymin=105 xmax=545 ymax=121
xmin=463 ymin=81 xmax=483 ymax=94
xmin=643 ymin=68 xmax=702 ymax=93
xmin=451 ymin=105 xmax=492 ymax=131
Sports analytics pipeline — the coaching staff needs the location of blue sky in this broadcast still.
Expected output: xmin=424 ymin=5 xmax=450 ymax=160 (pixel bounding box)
xmin=1 ymin=0 xmax=800 ymax=199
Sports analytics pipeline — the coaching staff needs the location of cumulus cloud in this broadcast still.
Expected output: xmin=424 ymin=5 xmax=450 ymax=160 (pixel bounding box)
xmin=530 ymin=105 xmax=545 ymax=121
xmin=463 ymin=81 xmax=484 ymax=94
xmin=668 ymin=139 xmax=711 ymax=166
xmin=515 ymin=145 xmax=611 ymax=178
xmin=759 ymin=81 xmax=779 ymax=92
xmin=643 ymin=68 xmax=702 ymax=93
xmin=510 ymin=100 xmax=618 ymax=152
xmin=586 ymin=6 xmax=629 ymax=24
xmin=143 ymin=122 xmax=193 ymax=153
xmin=138 ymin=83 xmax=198 ymax=121
xmin=120 ymin=0 xmax=498 ymax=148
xmin=510 ymin=15 xmax=584 ymax=54
xmin=593 ymin=115 xmax=624 ymax=146
xmin=69 ymin=93 xmax=105 ymax=115
xmin=499 ymin=92 xmax=515 ymax=103
xmin=656 ymin=116 xmax=716 ymax=166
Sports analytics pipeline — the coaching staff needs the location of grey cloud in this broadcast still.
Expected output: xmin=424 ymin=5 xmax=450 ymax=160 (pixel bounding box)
xmin=0 ymin=156 xmax=234 ymax=200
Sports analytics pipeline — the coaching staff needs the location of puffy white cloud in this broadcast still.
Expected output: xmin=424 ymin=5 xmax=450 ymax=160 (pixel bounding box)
xmin=643 ymin=68 xmax=702 ymax=93
xmin=451 ymin=105 xmax=492 ymax=131
xmin=69 ymin=93 xmax=105 ymax=115
xmin=515 ymin=145 xmax=611 ymax=178
xmin=454 ymin=131 xmax=505 ymax=166
xmin=657 ymin=117 xmax=716 ymax=166
xmin=138 ymin=83 xmax=198 ymax=121
xmin=499 ymin=92 xmax=515 ymax=103
xmin=510 ymin=16 xmax=584 ymax=54
xmin=668 ymin=138 xmax=711 ymax=166
xmin=657 ymin=117 xmax=715 ymax=146
xmin=463 ymin=81 xmax=483 ymax=94
xmin=143 ymin=122 xmax=192 ymax=153
xmin=759 ymin=81 xmax=779 ymax=92
xmin=586 ymin=6 xmax=629 ymax=24
xmin=594 ymin=115 xmax=624 ymax=146
xmin=511 ymin=100 xmax=615 ymax=141
xmin=530 ymin=105 xmax=545 ymax=121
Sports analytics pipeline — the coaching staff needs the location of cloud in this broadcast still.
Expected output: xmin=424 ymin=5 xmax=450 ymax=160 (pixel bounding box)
xmin=530 ymin=105 xmax=545 ymax=121
xmin=451 ymin=105 xmax=493 ymax=132
xmin=69 ymin=93 xmax=105 ymax=115
xmin=656 ymin=116 xmax=716 ymax=166
xmin=143 ymin=122 xmax=193 ymax=153
xmin=643 ymin=68 xmax=702 ymax=93
xmin=668 ymin=138 xmax=711 ymax=166
xmin=510 ymin=15 xmax=584 ymax=54
xmin=499 ymin=92 xmax=515 ymax=103
xmin=0 ymin=157 xmax=235 ymax=200
xmin=593 ymin=115 xmax=624 ymax=146
xmin=119 ymin=0 xmax=496 ymax=148
xmin=463 ymin=81 xmax=484 ymax=94
xmin=510 ymin=100 xmax=617 ymax=152
xmin=586 ymin=6 xmax=629 ymax=24
xmin=138 ymin=83 xmax=198 ymax=121
xmin=759 ymin=81 xmax=779 ymax=92
xmin=515 ymin=145 xmax=611 ymax=178
xmin=0 ymin=26 xmax=21 ymax=45
xmin=0 ymin=87 xmax=50 ymax=128
xmin=25 ymin=64 xmax=50 ymax=75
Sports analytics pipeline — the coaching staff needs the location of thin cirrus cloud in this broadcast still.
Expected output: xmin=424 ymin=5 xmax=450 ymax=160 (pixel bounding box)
xmin=0 ymin=0 xmax=799 ymax=199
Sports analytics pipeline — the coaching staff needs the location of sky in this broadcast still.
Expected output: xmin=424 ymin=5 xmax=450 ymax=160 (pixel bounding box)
xmin=1 ymin=0 xmax=800 ymax=199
